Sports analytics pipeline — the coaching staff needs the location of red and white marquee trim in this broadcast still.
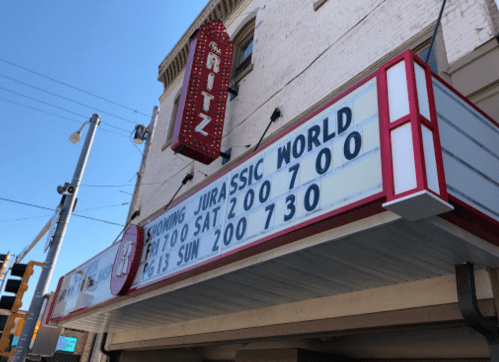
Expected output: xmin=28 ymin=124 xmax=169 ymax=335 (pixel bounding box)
xmin=378 ymin=50 xmax=453 ymax=221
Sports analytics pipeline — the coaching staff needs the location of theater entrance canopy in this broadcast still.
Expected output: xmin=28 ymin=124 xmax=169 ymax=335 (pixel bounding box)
xmin=49 ymin=51 xmax=499 ymax=333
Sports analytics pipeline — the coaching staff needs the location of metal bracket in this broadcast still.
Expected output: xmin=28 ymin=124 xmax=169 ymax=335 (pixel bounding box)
xmin=455 ymin=262 xmax=499 ymax=360
xmin=220 ymin=149 xmax=231 ymax=165
xmin=173 ymin=145 xmax=185 ymax=155
xmin=228 ymin=87 xmax=238 ymax=97
xmin=254 ymin=108 xmax=281 ymax=152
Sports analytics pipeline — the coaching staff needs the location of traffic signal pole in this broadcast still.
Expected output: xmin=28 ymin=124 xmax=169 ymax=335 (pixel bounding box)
xmin=0 ymin=253 xmax=13 ymax=300
xmin=12 ymin=114 xmax=100 ymax=361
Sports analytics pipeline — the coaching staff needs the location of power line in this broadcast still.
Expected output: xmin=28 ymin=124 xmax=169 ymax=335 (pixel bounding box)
xmin=129 ymin=132 xmax=143 ymax=156
xmin=0 ymin=89 xmax=131 ymax=133
xmin=0 ymin=214 xmax=53 ymax=223
xmin=72 ymin=214 xmax=124 ymax=226
xmin=0 ymin=73 xmax=140 ymax=125
xmin=0 ymin=202 xmax=129 ymax=222
xmin=0 ymin=197 xmax=124 ymax=226
xmin=175 ymin=153 xmax=208 ymax=177
xmin=0 ymin=85 xmax=89 ymax=118
xmin=0 ymin=97 xmax=81 ymax=124
xmin=77 ymin=202 xmax=130 ymax=212
xmin=0 ymin=86 xmax=131 ymax=133
xmin=0 ymin=58 xmax=151 ymax=118
xmin=0 ymin=97 xmax=129 ymax=137
xmin=80 ymin=181 xmax=166 ymax=187
xmin=142 ymin=162 xmax=192 ymax=206
xmin=0 ymin=197 xmax=54 ymax=212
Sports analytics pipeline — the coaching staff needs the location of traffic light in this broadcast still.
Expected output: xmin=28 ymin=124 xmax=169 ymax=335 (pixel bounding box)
xmin=0 ymin=254 xmax=10 ymax=279
xmin=0 ymin=262 xmax=34 ymax=313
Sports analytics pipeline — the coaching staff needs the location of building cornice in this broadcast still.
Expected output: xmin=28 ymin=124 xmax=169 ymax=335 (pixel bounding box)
xmin=158 ymin=0 xmax=244 ymax=89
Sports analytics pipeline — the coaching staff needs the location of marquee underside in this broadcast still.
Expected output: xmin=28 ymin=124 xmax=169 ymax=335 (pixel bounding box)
xmin=57 ymin=212 xmax=499 ymax=333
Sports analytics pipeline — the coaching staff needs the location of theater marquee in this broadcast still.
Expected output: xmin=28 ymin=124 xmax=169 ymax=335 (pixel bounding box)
xmin=136 ymin=76 xmax=382 ymax=287
xmin=51 ymin=76 xmax=382 ymax=320
xmin=52 ymin=51 xmax=474 ymax=323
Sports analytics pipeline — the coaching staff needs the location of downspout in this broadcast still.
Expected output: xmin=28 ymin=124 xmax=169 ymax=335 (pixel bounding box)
xmin=455 ymin=262 xmax=499 ymax=361
xmin=100 ymin=332 xmax=119 ymax=362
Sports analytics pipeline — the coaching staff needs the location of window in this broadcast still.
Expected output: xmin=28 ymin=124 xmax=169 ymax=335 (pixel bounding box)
xmin=231 ymin=17 xmax=256 ymax=84
xmin=420 ymin=46 xmax=438 ymax=74
xmin=414 ymin=27 xmax=449 ymax=80
xmin=237 ymin=35 xmax=253 ymax=76
xmin=163 ymin=90 xmax=181 ymax=149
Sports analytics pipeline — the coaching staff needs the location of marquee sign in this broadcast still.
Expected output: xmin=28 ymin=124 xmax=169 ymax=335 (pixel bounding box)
xmin=51 ymin=50 xmax=481 ymax=323
xmin=51 ymin=243 xmax=119 ymax=319
xmin=171 ymin=20 xmax=234 ymax=165
xmin=51 ymin=75 xmax=382 ymax=321
xmin=133 ymin=76 xmax=383 ymax=289
xmin=50 ymin=225 xmax=143 ymax=318
xmin=110 ymin=224 xmax=144 ymax=295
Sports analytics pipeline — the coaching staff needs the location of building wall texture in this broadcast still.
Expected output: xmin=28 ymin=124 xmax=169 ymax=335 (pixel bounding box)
xmin=131 ymin=0 xmax=498 ymax=223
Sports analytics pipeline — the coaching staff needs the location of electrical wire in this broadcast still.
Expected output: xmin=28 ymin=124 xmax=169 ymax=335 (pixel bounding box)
xmin=141 ymin=162 xmax=192 ymax=206
xmin=221 ymin=0 xmax=388 ymax=146
xmin=0 ymin=58 xmax=151 ymax=118
xmin=0 ymin=197 xmax=124 ymax=226
xmin=0 ymin=214 xmax=53 ymax=223
xmin=0 ymin=74 xmax=140 ymax=125
xmin=0 ymin=86 xmax=132 ymax=134
xmin=174 ymin=153 xmax=208 ymax=177
xmin=0 ymin=203 xmax=129 ymax=222
xmin=112 ymin=210 xmax=141 ymax=244
xmin=74 ymin=214 xmax=124 ymax=226
xmin=80 ymin=184 xmax=137 ymax=188
xmin=0 ymin=197 xmax=54 ymax=212
xmin=129 ymin=131 xmax=143 ymax=156
xmin=80 ymin=182 xmax=179 ymax=187
xmin=0 ymin=97 xmax=81 ymax=124
xmin=0 ymin=85 xmax=88 ymax=118
xmin=0 ymin=97 xmax=130 ymax=138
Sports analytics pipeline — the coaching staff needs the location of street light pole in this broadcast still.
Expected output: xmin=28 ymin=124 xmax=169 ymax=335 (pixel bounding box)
xmin=12 ymin=114 xmax=100 ymax=362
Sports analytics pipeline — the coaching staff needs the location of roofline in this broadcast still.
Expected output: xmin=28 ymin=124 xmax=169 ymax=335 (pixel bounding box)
xmin=157 ymin=0 xmax=245 ymax=89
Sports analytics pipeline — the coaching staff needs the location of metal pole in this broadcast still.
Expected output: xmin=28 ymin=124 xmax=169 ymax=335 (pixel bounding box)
xmin=12 ymin=114 xmax=100 ymax=361
xmin=16 ymin=218 xmax=53 ymax=264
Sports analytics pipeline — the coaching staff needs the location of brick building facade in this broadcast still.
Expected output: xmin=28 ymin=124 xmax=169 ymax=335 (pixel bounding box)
xmin=52 ymin=0 xmax=499 ymax=361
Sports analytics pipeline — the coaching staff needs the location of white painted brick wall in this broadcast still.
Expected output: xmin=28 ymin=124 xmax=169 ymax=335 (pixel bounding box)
xmin=133 ymin=0 xmax=496 ymax=222
xmin=441 ymin=0 xmax=496 ymax=61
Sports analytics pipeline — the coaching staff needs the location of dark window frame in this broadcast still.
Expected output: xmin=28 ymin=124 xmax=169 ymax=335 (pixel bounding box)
xmin=231 ymin=17 xmax=256 ymax=85
xmin=162 ymin=89 xmax=182 ymax=150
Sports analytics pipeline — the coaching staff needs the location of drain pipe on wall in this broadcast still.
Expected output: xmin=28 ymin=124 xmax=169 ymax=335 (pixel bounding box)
xmin=100 ymin=333 xmax=119 ymax=362
xmin=455 ymin=262 xmax=499 ymax=361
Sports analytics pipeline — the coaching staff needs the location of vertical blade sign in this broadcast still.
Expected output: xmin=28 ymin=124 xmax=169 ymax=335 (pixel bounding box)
xmin=171 ymin=20 xmax=234 ymax=165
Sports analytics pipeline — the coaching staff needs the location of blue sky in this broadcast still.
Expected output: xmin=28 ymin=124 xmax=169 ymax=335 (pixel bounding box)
xmin=0 ymin=0 xmax=209 ymax=310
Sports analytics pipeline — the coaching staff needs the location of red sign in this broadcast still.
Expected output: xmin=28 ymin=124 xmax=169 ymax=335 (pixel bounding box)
xmin=171 ymin=20 xmax=234 ymax=165
xmin=110 ymin=224 xmax=144 ymax=296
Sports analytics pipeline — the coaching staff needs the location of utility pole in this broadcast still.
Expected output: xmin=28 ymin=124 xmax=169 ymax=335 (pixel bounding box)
xmin=12 ymin=114 xmax=100 ymax=361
